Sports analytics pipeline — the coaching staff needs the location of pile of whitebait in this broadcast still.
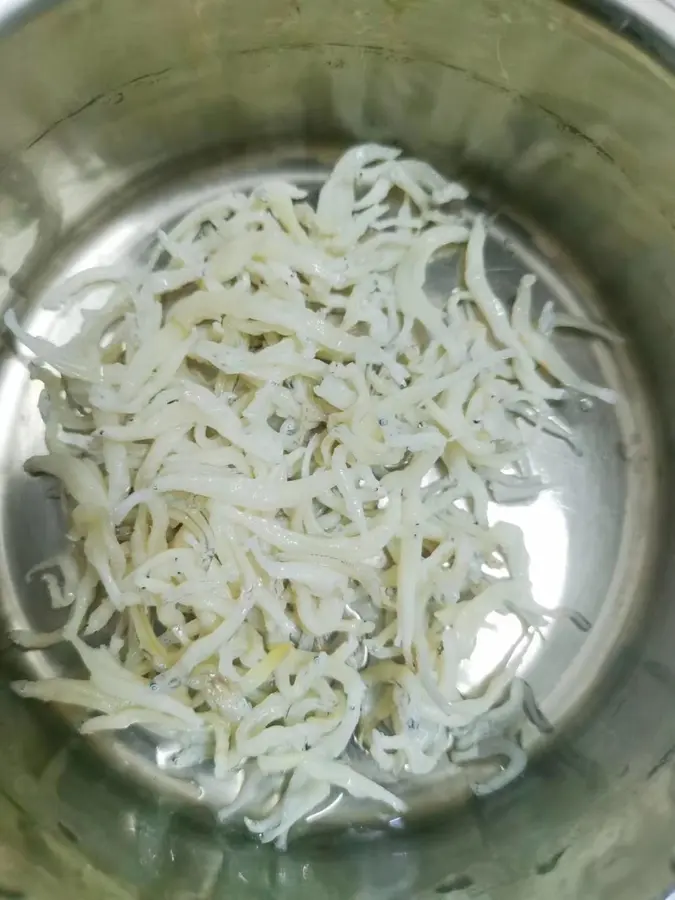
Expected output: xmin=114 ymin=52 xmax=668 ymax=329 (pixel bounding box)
xmin=6 ymin=145 xmax=614 ymax=848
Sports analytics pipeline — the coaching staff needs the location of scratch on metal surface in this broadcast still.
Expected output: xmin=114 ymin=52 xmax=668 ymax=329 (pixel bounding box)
xmin=26 ymin=95 xmax=104 ymax=150
xmin=25 ymin=68 xmax=174 ymax=151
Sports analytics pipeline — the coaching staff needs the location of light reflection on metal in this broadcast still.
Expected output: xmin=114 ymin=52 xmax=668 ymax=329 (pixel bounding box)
xmin=460 ymin=489 xmax=568 ymax=689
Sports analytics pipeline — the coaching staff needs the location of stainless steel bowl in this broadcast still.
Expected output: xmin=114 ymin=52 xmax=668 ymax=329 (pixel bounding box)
xmin=0 ymin=0 xmax=675 ymax=897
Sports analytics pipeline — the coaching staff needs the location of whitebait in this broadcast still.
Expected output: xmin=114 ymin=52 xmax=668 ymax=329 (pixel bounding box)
xmin=5 ymin=144 xmax=615 ymax=848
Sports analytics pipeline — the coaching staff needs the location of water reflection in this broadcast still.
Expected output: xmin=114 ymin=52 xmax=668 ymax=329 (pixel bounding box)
xmin=460 ymin=488 xmax=569 ymax=689
xmin=491 ymin=488 xmax=569 ymax=612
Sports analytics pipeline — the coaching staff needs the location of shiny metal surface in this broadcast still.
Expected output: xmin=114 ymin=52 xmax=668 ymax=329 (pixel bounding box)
xmin=0 ymin=0 xmax=674 ymax=897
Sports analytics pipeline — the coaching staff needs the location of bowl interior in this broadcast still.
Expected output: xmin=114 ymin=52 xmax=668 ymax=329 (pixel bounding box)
xmin=0 ymin=1 xmax=675 ymax=898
